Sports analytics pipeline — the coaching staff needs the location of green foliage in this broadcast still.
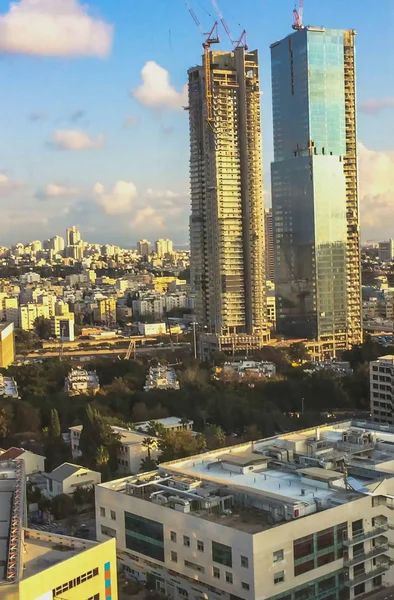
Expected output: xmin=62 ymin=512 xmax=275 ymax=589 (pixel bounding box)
xmin=79 ymin=404 xmax=121 ymax=476
xmin=34 ymin=316 xmax=52 ymax=340
xmin=287 ymin=342 xmax=310 ymax=364
xmin=51 ymin=493 xmax=76 ymax=520
xmin=158 ymin=429 xmax=206 ymax=462
xmin=49 ymin=408 xmax=61 ymax=438
xmin=140 ymin=456 xmax=158 ymax=472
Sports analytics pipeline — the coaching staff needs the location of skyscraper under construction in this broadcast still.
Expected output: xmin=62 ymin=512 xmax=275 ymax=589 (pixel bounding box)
xmin=188 ymin=47 xmax=269 ymax=355
xmin=271 ymin=27 xmax=362 ymax=353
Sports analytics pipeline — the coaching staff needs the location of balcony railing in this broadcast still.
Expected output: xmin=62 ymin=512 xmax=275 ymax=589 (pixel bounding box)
xmin=345 ymin=563 xmax=390 ymax=587
xmin=344 ymin=543 xmax=389 ymax=567
xmin=343 ymin=524 xmax=388 ymax=545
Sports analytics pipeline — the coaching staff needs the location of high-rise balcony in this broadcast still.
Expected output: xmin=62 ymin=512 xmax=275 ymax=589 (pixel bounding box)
xmin=343 ymin=524 xmax=388 ymax=545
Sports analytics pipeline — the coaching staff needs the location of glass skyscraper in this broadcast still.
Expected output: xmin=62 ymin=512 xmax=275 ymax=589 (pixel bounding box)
xmin=270 ymin=27 xmax=362 ymax=350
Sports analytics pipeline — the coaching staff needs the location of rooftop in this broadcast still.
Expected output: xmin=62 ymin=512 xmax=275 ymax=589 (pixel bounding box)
xmin=100 ymin=420 xmax=394 ymax=534
xmin=22 ymin=529 xmax=97 ymax=579
xmin=45 ymin=462 xmax=97 ymax=482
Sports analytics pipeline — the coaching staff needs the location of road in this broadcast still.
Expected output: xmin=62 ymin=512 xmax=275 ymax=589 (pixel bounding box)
xmin=18 ymin=342 xmax=191 ymax=361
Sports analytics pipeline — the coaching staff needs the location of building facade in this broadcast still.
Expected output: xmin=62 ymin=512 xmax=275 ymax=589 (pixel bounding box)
xmin=155 ymin=239 xmax=174 ymax=257
xmin=370 ymin=355 xmax=394 ymax=424
xmin=265 ymin=208 xmax=275 ymax=282
xmin=189 ymin=47 xmax=269 ymax=351
xmin=378 ymin=240 xmax=394 ymax=263
xmin=96 ymin=420 xmax=394 ymax=600
xmin=0 ymin=322 xmax=15 ymax=368
xmin=66 ymin=225 xmax=81 ymax=247
xmin=271 ymin=27 xmax=362 ymax=351
xmin=137 ymin=240 xmax=151 ymax=258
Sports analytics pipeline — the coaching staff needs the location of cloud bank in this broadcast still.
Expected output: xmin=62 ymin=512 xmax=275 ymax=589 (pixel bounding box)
xmin=133 ymin=62 xmax=188 ymax=110
xmin=51 ymin=129 xmax=104 ymax=151
xmin=359 ymin=98 xmax=394 ymax=115
xmin=0 ymin=0 xmax=113 ymax=58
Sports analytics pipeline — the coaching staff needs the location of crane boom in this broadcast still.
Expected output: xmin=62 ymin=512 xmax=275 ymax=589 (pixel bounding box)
xmin=292 ymin=0 xmax=304 ymax=30
xmin=203 ymin=21 xmax=219 ymax=124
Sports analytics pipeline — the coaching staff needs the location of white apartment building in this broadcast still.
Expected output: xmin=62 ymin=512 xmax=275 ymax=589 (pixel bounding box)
xmin=70 ymin=425 xmax=159 ymax=474
xmin=144 ymin=365 xmax=180 ymax=391
xmin=64 ymin=368 xmax=100 ymax=396
xmin=96 ymin=420 xmax=394 ymax=600
xmin=370 ymin=355 xmax=394 ymax=424
xmin=45 ymin=462 xmax=101 ymax=498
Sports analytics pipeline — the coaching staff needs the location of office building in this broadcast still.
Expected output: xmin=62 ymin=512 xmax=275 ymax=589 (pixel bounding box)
xmin=137 ymin=239 xmax=151 ymax=258
xmin=271 ymin=27 xmax=362 ymax=351
xmin=0 ymin=322 xmax=15 ymax=368
xmin=66 ymin=225 xmax=81 ymax=247
xmin=378 ymin=240 xmax=394 ymax=262
xmin=96 ymin=419 xmax=394 ymax=600
xmin=155 ymin=238 xmax=174 ymax=257
xmin=370 ymin=355 xmax=394 ymax=424
xmin=265 ymin=208 xmax=275 ymax=282
xmin=0 ymin=458 xmax=117 ymax=600
xmin=189 ymin=47 xmax=269 ymax=355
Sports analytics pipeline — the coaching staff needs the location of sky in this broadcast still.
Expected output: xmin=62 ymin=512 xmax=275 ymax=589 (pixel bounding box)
xmin=0 ymin=0 xmax=393 ymax=247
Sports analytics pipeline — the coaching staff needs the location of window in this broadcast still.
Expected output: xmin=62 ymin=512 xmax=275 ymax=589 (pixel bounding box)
xmin=317 ymin=552 xmax=335 ymax=567
xmin=197 ymin=540 xmax=204 ymax=552
xmin=185 ymin=560 xmax=205 ymax=573
xmin=184 ymin=535 xmax=190 ymax=547
xmin=99 ymin=506 xmax=105 ymax=517
xmin=171 ymin=551 xmax=178 ymax=563
xmin=226 ymin=572 xmax=233 ymax=584
xmin=213 ymin=567 xmax=220 ymax=579
xmin=110 ymin=510 xmax=116 ymax=521
xmin=317 ymin=527 xmax=334 ymax=550
xmin=274 ymin=571 xmax=285 ymax=585
xmin=241 ymin=555 xmax=249 ymax=568
xmin=354 ymin=583 xmax=365 ymax=596
xmin=177 ymin=587 xmax=188 ymax=598
xmin=52 ymin=568 xmax=99 ymax=596
xmin=125 ymin=512 xmax=164 ymax=562
xmin=170 ymin=531 xmax=177 ymax=542
xmin=294 ymin=534 xmax=314 ymax=559
xmin=242 ymin=582 xmax=250 ymax=591
xmin=273 ymin=549 xmax=284 ymax=562
xmin=101 ymin=525 xmax=116 ymax=538
xmin=294 ymin=559 xmax=314 ymax=576
xmin=352 ymin=519 xmax=363 ymax=536
xmin=212 ymin=541 xmax=232 ymax=567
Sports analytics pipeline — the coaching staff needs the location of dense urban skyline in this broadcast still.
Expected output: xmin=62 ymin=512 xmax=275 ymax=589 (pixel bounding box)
xmin=0 ymin=0 xmax=393 ymax=246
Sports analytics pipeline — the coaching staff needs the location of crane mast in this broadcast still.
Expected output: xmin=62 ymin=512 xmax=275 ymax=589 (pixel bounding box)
xmin=292 ymin=0 xmax=304 ymax=30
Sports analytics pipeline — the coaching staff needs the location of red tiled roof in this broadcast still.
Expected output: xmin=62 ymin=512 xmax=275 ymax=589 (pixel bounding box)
xmin=0 ymin=447 xmax=25 ymax=460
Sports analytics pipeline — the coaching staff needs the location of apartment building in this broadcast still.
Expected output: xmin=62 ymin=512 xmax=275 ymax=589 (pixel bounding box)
xmin=0 ymin=458 xmax=118 ymax=600
xmin=45 ymin=462 xmax=101 ymax=497
xmin=96 ymin=420 xmax=394 ymax=600
xmin=64 ymin=368 xmax=100 ymax=396
xmin=18 ymin=303 xmax=50 ymax=330
xmin=370 ymin=355 xmax=394 ymax=424
xmin=144 ymin=365 xmax=180 ymax=391
xmin=70 ymin=425 xmax=159 ymax=474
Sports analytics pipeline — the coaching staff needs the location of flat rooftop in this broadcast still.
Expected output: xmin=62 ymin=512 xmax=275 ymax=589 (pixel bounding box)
xmin=100 ymin=420 xmax=394 ymax=533
xmin=23 ymin=529 xmax=97 ymax=579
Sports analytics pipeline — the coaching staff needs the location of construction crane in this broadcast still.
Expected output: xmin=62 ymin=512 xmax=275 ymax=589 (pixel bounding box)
xmin=292 ymin=0 xmax=304 ymax=30
xmin=184 ymin=0 xmax=220 ymax=125
xmin=210 ymin=0 xmax=247 ymax=49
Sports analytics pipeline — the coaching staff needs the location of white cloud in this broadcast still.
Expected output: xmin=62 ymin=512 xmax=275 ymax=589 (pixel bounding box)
xmin=359 ymin=98 xmax=394 ymax=115
xmin=38 ymin=183 xmax=80 ymax=199
xmin=130 ymin=206 xmax=166 ymax=231
xmin=93 ymin=181 xmax=137 ymax=215
xmin=51 ymin=129 xmax=104 ymax=151
xmin=359 ymin=143 xmax=394 ymax=237
xmin=145 ymin=188 xmax=182 ymax=200
xmin=0 ymin=0 xmax=113 ymax=58
xmin=132 ymin=61 xmax=188 ymax=110
xmin=0 ymin=173 xmax=24 ymax=194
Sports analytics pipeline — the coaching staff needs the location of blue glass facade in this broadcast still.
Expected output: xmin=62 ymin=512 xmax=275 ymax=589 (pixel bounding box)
xmin=271 ymin=28 xmax=351 ymax=341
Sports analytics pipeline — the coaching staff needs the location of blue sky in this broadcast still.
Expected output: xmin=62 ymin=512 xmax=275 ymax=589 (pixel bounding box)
xmin=0 ymin=0 xmax=393 ymax=246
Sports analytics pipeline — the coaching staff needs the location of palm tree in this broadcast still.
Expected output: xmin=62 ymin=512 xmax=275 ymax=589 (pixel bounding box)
xmin=180 ymin=417 xmax=190 ymax=430
xmin=142 ymin=437 xmax=156 ymax=460
xmin=95 ymin=445 xmax=109 ymax=466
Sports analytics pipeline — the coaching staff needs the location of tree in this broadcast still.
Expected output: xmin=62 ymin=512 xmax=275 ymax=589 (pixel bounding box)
xmin=51 ymin=493 xmax=75 ymax=520
xmin=79 ymin=404 xmax=121 ymax=476
xmin=49 ymin=408 xmax=61 ymax=439
xmin=288 ymin=342 xmax=310 ymax=364
xmin=142 ymin=437 xmax=157 ymax=460
xmin=140 ymin=456 xmax=158 ymax=472
xmin=158 ymin=430 xmax=205 ymax=462
xmin=34 ymin=316 xmax=52 ymax=340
